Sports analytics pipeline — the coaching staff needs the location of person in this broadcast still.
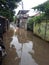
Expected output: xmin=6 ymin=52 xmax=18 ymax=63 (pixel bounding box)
xmin=0 ymin=38 xmax=7 ymax=57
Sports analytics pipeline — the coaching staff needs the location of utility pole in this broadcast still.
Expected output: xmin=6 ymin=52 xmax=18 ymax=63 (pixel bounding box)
xmin=21 ymin=1 xmax=24 ymax=28
xmin=22 ymin=1 xmax=24 ymax=10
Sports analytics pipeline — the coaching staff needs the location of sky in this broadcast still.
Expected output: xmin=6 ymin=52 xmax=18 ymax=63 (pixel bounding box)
xmin=15 ymin=0 xmax=47 ymax=16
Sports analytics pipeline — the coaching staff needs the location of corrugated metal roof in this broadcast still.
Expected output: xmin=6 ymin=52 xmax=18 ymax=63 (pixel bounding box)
xmin=17 ymin=10 xmax=29 ymax=15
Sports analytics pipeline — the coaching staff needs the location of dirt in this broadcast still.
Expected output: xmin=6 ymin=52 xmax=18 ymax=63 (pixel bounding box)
xmin=2 ymin=25 xmax=49 ymax=65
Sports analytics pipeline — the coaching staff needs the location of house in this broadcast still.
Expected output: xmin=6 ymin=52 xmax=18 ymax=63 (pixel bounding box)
xmin=17 ymin=10 xmax=29 ymax=30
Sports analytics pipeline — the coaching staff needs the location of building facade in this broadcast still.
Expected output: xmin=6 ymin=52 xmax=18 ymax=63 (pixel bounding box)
xmin=17 ymin=10 xmax=29 ymax=30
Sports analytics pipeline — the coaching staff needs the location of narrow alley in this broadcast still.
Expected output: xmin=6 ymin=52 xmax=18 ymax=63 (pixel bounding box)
xmin=2 ymin=24 xmax=49 ymax=65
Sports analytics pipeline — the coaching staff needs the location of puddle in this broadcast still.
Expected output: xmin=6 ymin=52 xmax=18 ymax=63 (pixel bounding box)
xmin=10 ymin=24 xmax=38 ymax=65
xmin=3 ymin=24 xmax=49 ymax=65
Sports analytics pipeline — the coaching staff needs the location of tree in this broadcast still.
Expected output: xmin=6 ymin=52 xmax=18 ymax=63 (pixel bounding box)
xmin=0 ymin=0 xmax=21 ymax=22
xmin=32 ymin=0 xmax=49 ymax=38
xmin=32 ymin=0 xmax=49 ymax=18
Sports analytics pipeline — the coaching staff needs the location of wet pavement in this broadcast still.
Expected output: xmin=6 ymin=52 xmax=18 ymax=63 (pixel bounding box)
xmin=3 ymin=24 xmax=49 ymax=65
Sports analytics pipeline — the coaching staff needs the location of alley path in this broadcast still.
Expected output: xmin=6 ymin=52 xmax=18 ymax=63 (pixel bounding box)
xmin=3 ymin=24 xmax=49 ymax=65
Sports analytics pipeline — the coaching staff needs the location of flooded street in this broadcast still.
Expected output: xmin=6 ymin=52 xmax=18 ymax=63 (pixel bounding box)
xmin=3 ymin=24 xmax=49 ymax=65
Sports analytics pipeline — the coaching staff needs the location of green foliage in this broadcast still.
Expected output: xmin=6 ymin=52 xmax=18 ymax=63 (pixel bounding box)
xmin=32 ymin=0 xmax=49 ymax=19
xmin=27 ymin=13 xmax=44 ymax=31
xmin=28 ymin=18 xmax=33 ymax=24
xmin=32 ymin=1 xmax=49 ymax=38
xmin=27 ymin=18 xmax=33 ymax=31
xmin=0 ymin=0 xmax=21 ymax=22
xmin=29 ymin=13 xmax=44 ymax=23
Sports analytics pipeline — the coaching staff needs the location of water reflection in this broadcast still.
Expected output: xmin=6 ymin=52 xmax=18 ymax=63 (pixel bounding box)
xmin=3 ymin=24 xmax=49 ymax=65
xmin=10 ymin=35 xmax=22 ymax=58
xmin=10 ymin=26 xmax=38 ymax=65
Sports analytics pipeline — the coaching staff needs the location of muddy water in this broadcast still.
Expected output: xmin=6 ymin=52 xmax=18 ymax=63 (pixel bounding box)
xmin=3 ymin=24 xmax=49 ymax=65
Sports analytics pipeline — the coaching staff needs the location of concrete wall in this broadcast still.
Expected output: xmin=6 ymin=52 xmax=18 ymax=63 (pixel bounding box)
xmin=33 ymin=20 xmax=49 ymax=41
